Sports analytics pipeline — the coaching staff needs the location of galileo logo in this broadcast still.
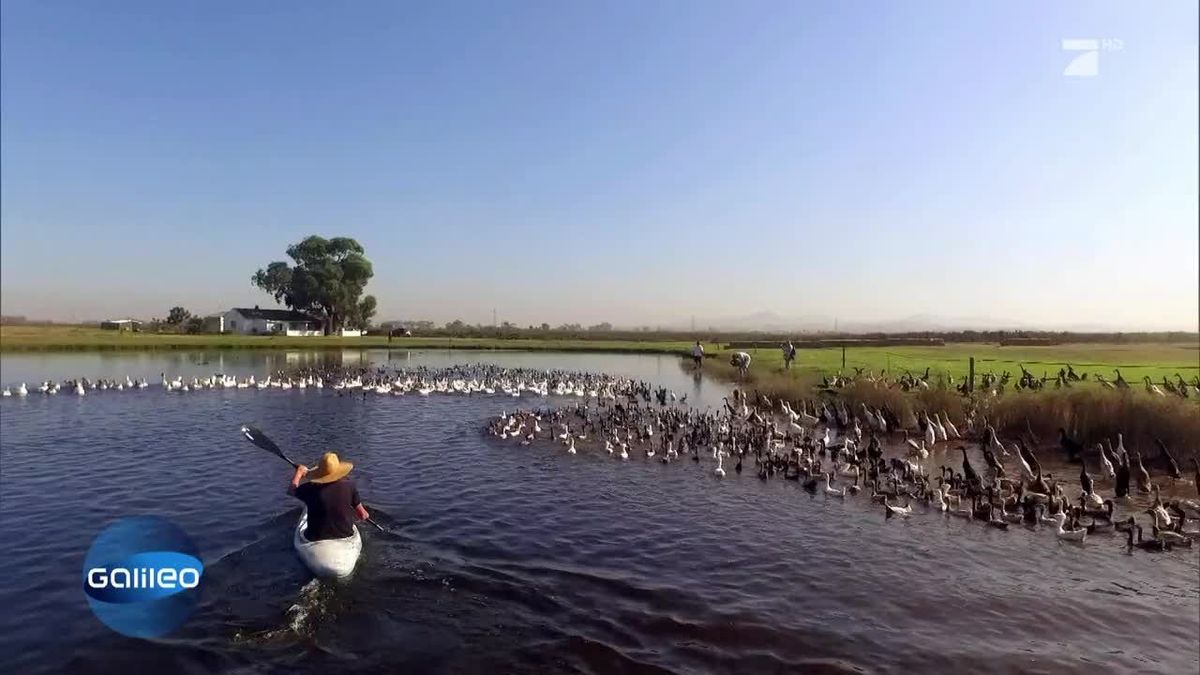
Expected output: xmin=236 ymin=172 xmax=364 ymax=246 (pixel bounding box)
xmin=82 ymin=516 xmax=204 ymax=638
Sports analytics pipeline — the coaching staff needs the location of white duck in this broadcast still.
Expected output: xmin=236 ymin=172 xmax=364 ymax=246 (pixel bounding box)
xmin=1054 ymin=512 xmax=1087 ymax=542
xmin=1097 ymin=443 xmax=1115 ymax=480
xmin=940 ymin=412 xmax=960 ymax=440
xmin=824 ymin=473 xmax=844 ymax=498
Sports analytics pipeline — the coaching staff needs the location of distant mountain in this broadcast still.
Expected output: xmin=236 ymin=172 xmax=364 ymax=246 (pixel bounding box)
xmin=655 ymin=311 xmax=1154 ymax=334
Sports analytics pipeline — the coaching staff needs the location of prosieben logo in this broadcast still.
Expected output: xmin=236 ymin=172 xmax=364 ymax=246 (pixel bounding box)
xmin=82 ymin=516 xmax=204 ymax=638
xmin=1062 ymin=38 xmax=1123 ymax=77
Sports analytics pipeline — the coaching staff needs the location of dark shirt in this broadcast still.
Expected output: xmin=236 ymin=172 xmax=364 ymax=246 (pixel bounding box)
xmin=293 ymin=478 xmax=361 ymax=541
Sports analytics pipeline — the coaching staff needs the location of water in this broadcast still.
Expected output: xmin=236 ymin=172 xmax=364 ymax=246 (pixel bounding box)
xmin=1 ymin=351 xmax=1197 ymax=674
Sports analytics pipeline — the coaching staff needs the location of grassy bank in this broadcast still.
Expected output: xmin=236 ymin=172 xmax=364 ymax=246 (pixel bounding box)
xmin=0 ymin=325 xmax=698 ymax=354
xmin=4 ymin=326 xmax=1196 ymax=383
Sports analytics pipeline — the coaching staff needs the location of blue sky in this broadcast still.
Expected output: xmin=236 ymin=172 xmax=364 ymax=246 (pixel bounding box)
xmin=2 ymin=1 xmax=1197 ymax=329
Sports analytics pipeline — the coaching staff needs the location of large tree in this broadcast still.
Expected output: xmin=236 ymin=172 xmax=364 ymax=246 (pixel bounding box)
xmin=165 ymin=306 xmax=192 ymax=326
xmin=252 ymin=236 xmax=375 ymax=334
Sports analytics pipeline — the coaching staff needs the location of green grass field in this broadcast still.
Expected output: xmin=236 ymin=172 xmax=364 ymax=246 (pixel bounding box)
xmin=726 ymin=342 xmax=1200 ymax=384
xmin=2 ymin=325 xmax=1196 ymax=385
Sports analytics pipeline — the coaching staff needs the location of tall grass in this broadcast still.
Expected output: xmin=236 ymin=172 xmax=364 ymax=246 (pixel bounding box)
xmin=981 ymin=389 xmax=1200 ymax=460
xmin=705 ymin=360 xmax=1200 ymax=460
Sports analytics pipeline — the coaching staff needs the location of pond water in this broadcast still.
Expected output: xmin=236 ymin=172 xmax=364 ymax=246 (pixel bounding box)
xmin=0 ymin=350 xmax=1196 ymax=674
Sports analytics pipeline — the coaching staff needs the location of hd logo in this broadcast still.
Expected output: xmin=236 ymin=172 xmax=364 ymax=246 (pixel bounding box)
xmin=82 ymin=516 xmax=204 ymax=638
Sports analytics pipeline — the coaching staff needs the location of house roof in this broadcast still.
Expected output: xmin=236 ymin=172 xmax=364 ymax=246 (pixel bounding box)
xmin=230 ymin=307 xmax=319 ymax=322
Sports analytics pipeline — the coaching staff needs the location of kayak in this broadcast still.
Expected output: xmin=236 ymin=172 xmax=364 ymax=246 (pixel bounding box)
xmin=293 ymin=509 xmax=362 ymax=578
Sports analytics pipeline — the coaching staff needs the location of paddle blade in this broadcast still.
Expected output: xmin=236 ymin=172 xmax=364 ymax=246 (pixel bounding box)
xmin=239 ymin=424 xmax=297 ymax=466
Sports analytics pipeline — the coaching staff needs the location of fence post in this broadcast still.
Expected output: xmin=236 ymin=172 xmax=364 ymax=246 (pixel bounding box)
xmin=969 ymin=356 xmax=975 ymax=393
xmin=841 ymin=346 xmax=846 ymax=370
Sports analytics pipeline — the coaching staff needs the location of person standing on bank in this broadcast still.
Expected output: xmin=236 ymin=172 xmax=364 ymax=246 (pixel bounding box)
xmin=288 ymin=452 xmax=371 ymax=541
xmin=783 ymin=341 xmax=796 ymax=369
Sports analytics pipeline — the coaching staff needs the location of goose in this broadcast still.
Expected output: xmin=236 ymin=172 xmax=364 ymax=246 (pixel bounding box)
xmin=15 ymin=383 xmax=28 ymax=396
xmin=985 ymin=425 xmax=1006 ymax=457
xmin=931 ymin=414 xmax=947 ymax=442
xmin=998 ymin=501 xmax=1023 ymax=524
xmin=1081 ymin=489 xmax=1104 ymax=510
xmin=1 ymin=388 xmax=8 ymax=397
xmin=930 ymin=485 xmax=949 ymax=512
xmin=1133 ymin=452 xmax=1151 ymax=493
xmin=1127 ymin=522 xmax=1168 ymax=551
xmin=883 ymin=496 xmax=912 ymax=518
xmin=1096 ymin=443 xmax=1115 ymax=479
xmin=924 ymin=420 xmax=936 ymax=447
xmin=1144 ymin=376 xmax=1165 ymax=397
xmin=605 ymin=440 xmax=614 ymax=455
xmin=619 ymin=443 xmax=629 ymax=461
xmin=960 ymin=447 xmax=979 ymax=486
xmin=847 ymin=474 xmax=862 ymax=495
xmin=1152 ymin=525 xmax=1192 ymax=547
xmin=567 ymin=437 xmax=577 ymax=455
xmin=824 ymin=472 xmax=844 ymax=498
xmin=940 ymin=412 xmax=960 ymax=439
xmin=1084 ymin=512 xmax=1115 ymax=534
xmin=1147 ymin=498 xmax=1172 ymax=529
xmin=1009 ymin=445 xmax=1033 ymax=479
xmin=714 ymin=453 xmax=726 ymax=478
xmin=1053 ymin=512 xmax=1087 ymax=542
xmin=982 ymin=444 xmax=1004 ymax=475
xmin=75 ymin=381 xmax=85 ymax=396
xmin=1153 ymin=438 xmax=1182 ymax=480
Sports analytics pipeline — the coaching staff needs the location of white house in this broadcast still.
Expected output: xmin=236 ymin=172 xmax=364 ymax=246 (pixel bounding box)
xmin=221 ymin=307 xmax=323 ymax=336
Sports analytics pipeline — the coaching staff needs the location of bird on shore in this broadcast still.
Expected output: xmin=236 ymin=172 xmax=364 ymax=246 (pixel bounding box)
xmin=1153 ymin=438 xmax=1181 ymax=480
xmin=1133 ymin=452 xmax=1152 ymax=493
xmin=1096 ymin=443 xmax=1115 ymax=480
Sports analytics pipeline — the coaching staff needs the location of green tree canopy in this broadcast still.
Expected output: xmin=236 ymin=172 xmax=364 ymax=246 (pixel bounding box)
xmin=166 ymin=306 xmax=191 ymax=326
xmin=252 ymin=235 xmax=376 ymax=334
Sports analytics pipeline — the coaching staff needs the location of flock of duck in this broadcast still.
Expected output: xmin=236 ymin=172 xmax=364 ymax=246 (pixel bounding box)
xmin=818 ymin=364 xmax=1200 ymax=398
xmin=0 ymin=365 xmax=638 ymax=400
xmin=488 ymin=386 xmax=1200 ymax=553
xmin=8 ymin=361 xmax=1198 ymax=552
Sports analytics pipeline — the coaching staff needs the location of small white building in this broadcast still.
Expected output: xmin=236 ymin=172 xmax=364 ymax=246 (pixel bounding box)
xmin=100 ymin=318 xmax=144 ymax=331
xmin=221 ymin=306 xmax=323 ymax=336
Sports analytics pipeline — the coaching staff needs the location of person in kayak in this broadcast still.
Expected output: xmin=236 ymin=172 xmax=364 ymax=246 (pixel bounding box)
xmin=288 ymin=452 xmax=371 ymax=541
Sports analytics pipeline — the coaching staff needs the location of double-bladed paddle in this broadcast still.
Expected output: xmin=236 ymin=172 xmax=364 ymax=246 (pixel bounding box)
xmin=239 ymin=424 xmax=386 ymax=533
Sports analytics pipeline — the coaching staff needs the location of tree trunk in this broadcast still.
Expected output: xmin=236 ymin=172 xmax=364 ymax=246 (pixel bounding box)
xmin=322 ymin=304 xmax=337 ymax=336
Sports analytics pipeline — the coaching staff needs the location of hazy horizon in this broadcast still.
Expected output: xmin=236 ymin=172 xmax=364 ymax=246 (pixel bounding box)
xmin=2 ymin=2 xmax=1197 ymax=331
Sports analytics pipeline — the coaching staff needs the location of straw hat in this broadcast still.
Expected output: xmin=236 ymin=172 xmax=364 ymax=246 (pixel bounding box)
xmin=308 ymin=452 xmax=354 ymax=484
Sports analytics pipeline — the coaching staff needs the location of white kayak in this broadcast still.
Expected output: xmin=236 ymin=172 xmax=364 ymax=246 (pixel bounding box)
xmin=293 ymin=509 xmax=362 ymax=578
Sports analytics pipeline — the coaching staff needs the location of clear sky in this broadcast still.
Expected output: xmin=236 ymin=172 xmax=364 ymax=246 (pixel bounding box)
xmin=2 ymin=1 xmax=1197 ymax=330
